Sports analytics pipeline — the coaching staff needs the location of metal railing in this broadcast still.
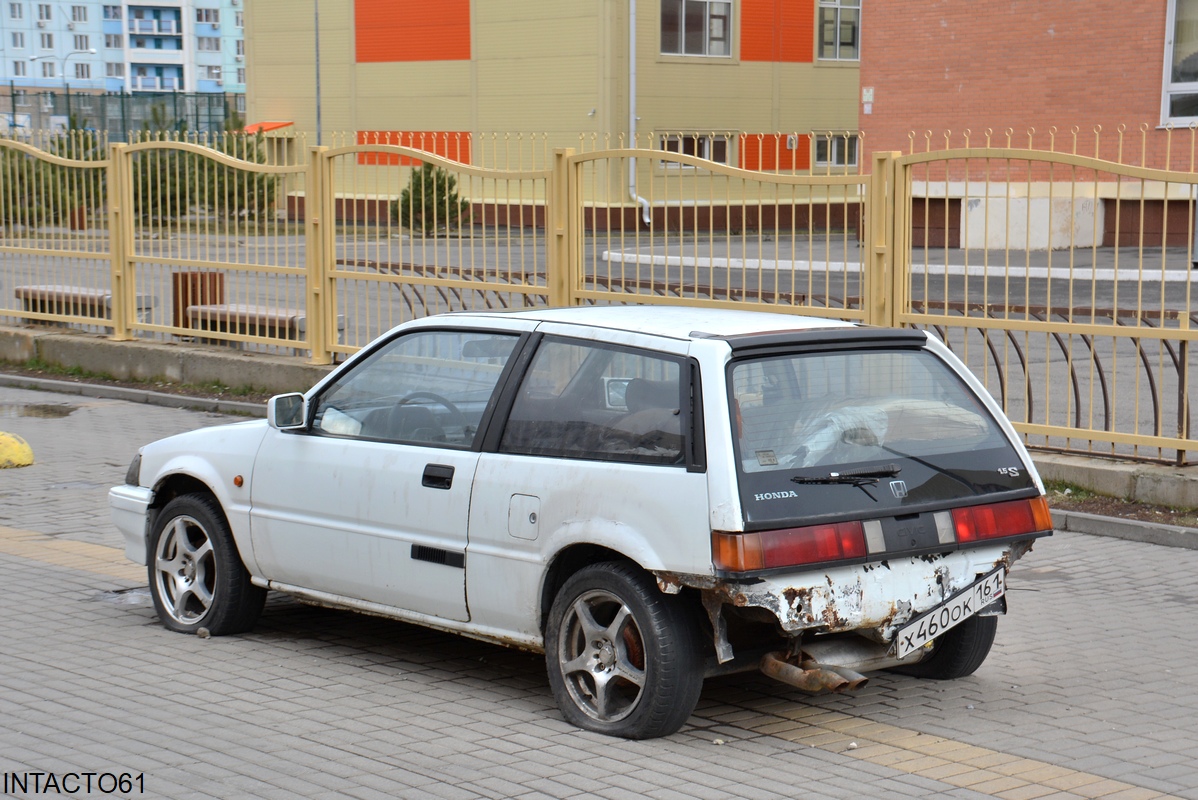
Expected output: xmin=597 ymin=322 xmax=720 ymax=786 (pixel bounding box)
xmin=3 ymin=126 xmax=1198 ymax=463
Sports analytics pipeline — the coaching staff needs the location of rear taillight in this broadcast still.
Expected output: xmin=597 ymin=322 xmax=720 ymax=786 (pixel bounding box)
xmin=953 ymin=496 xmax=1052 ymax=543
xmin=715 ymin=496 xmax=1051 ymax=573
xmin=712 ymin=521 xmax=866 ymax=572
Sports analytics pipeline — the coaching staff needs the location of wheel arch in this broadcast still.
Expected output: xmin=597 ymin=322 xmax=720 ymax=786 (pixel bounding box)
xmin=149 ymin=471 xmax=260 ymax=577
xmin=539 ymin=543 xmax=635 ymax=636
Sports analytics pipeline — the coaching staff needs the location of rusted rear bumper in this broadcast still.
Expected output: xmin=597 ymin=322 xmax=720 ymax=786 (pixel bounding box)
xmin=657 ymin=539 xmax=1034 ymax=663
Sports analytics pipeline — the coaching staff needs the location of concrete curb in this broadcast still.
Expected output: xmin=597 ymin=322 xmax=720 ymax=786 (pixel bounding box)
xmin=0 ymin=372 xmax=265 ymax=416
xmin=1051 ymin=509 xmax=1198 ymax=550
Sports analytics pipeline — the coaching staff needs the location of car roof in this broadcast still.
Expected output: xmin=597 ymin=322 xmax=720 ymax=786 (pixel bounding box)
xmin=456 ymin=305 xmax=860 ymax=341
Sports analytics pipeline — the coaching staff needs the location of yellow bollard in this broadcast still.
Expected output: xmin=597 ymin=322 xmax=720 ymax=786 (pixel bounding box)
xmin=0 ymin=432 xmax=33 ymax=468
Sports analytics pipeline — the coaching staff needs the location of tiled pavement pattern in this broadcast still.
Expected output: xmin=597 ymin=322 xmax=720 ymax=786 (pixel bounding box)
xmin=2 ymin=385 xmax=1197 ymax=799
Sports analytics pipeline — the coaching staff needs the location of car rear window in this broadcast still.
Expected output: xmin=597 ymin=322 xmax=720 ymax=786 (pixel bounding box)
xmin=730 ymin=347 xmax=1036 ymax=526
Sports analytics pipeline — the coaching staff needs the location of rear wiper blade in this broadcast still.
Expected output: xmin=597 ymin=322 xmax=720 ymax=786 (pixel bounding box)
xmin=790 ymin=464 xmax=901 ymax=501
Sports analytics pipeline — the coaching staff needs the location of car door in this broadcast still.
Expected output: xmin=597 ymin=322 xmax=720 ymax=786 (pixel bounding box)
xmin=249 ymin=325 xmax=527 ymax=622
xmin=465 ymin=333 xmax=710 ymax=637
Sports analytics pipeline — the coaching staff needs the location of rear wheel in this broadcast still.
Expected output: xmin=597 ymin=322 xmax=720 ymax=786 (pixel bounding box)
xmin=890 ymin=614 xmax=997 ymax=680
xmin=148 ymin=494 xmax=265 ymax=635
xmin=545 ymin=562 xmax=703 ymax=739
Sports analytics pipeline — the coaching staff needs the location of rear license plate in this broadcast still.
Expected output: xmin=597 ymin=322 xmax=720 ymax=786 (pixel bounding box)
xmin=893 ymin=568 xmax=1005 ymax=659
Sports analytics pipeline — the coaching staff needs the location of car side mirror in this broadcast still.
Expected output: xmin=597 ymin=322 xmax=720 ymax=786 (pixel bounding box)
xmin=268 ymin=393 xmax=308 ymax=430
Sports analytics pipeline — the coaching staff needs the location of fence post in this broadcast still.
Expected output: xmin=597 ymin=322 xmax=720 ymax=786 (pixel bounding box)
xmin=107 ymin=142 xmax=132 ymax=341
xmin=866 ymin=150 xmax=902 ymax=328
xmin=548 ymin=148 xmax=576 ymax=307
xmin=305 ymin=146 xmax=333 ymax=365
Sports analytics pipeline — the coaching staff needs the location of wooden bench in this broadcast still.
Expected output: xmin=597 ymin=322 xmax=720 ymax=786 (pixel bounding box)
xmin=185 ymin=303 xmax=345 ymax=352
xmin=14 ymin=284 xmax=155 ymax=324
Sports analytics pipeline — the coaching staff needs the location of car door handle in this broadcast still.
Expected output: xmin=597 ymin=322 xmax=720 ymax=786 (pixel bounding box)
xmin=422 ymin=463 xmax=455 ymax=490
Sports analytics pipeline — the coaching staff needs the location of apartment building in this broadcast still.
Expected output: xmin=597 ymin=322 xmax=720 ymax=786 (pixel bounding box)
xmin=244 ymin=0 xmax=861 ymax=171
xmin=1 ymin=0 xmax=246 ymax=100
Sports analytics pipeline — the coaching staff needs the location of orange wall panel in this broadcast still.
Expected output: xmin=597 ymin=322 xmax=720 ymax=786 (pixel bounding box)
xmin=739 ymin=134 xmax=810 ymax=171
xmin=357 ymin=131 xmax=473 ymax=166
xmin=741 ymin=0 xmax=813 ymax=63
xmin=355 ymin=0 xmax=471 ymax=63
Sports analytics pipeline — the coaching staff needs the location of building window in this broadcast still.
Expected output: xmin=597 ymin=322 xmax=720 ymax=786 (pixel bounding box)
xmin=235 ymin=11 xmax=243 ymax=28
xmin=196 ymin=8 xmax=219 ymax=24
xmin=39 ymin=32 xmax=53 ymax=49
xmin=235 ymin=39 xmax=244 ymax=56
xmin=41 ymin=61 xmax=55 ymax=78
xmin=661 ymin=0 xmax=730 ymax=57
xmin=818 ymin=0 xmax=860 ymax=61
xmin=235 ymin=95 xmax=246 ymax=113
xmin=36 ymin=3 xmax=50 ymax=21
xmin=14 ymin=89 xmax=28 ymax=105
xmin=74 ymin=34 xmax=90 ymax=51
xmin=9 ymin=2 xmax=22 ymax=20
xmin=203 ymin=65 xmax=222 ymax=80
xmin=12 ymin=60 xmax=27 ymax=77
xmin=196 ymin=36 xmax=221 ymax=52
xmin=11 ymin=31 xmax=24 ymax=48
xmin=660 ymin=133 xmax=730 ymax=165
xmin=236 ymin=67 xmax=245 ymax=83
xmin=106 ymin=62 xmax=124 ymax=77
xmin=71 ymin=5 xmax=86 ymax=22
xmin=74 ymin=63 xmax=90 ymax=79
xmin=814 ymin=133 xmax=859 ymax=168
xmin=1167 ymin=0 xmax=1198 ymax=119
xmin=103 ymin=5 xmax=121 ymax=20
xmin=105 ymin=34 xmax=122 ymax=48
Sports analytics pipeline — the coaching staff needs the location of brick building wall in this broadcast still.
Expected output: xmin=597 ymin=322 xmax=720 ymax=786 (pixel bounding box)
xmin=860 ymin=2 xmax=1176 ymax=168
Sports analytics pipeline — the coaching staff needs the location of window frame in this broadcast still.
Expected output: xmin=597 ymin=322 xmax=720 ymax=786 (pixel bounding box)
xmin=70 ymin=4 xmax=86 ymax=23
xmin=9 ymin=3 xmax=23 ymax=20
xmin=73 ymin=62 xmax=90 ymax=80
xmin=660 ymin=0 xmax=732 ymax=58
xmin=11 ymin=31 xmax=25 ymax=49
xmin=196 ymin=36 xmax=221 ymax=52
xmin=817 ymin=0 xmax=860 ymax=62
xmin=73 ymin=33 xmax=89 ymax=51
xmin=105 ymin=61 xmax=124 ymax=78
xmin=36 ymin=3 xmax=50 ymax=21
xmin=105 ymin=33 xmax=123 ymax=49
xmin=103 ymin=5 xmax=121 ymax=20
xmin=1164 ymin=0 xmax=1198 ymax=123
xmin=814 ymin=133 xmax=860 ymax=168
xmin=659 ymin=133 xmax=732 ymax=167
xmin=12 ymin=59 xmax=27 ymax=77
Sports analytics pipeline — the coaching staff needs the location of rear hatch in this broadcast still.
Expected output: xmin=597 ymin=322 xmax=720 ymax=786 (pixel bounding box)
xmin=720 ymin=329 xmax=1050 ymax=573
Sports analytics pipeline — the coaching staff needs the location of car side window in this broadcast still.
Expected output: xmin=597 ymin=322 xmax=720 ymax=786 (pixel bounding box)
xmin=499 ymin=337 xmax=687 ymax=465
xmin=311 ymin=329 xmax=520 ymax=448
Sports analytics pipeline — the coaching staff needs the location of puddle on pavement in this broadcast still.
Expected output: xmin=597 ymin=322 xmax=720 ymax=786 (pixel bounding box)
xmin=0 ymin=403 xmax=76 ymax=419
xmin=94 ymin=586 xmax=152 ymax=607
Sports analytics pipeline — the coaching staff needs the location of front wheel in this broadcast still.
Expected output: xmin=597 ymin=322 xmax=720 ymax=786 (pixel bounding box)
xmin=890 ymin=614 xmax=997 ymax=680
xmin=148 ymin=494 xmax=265 ymax=635
xmin=545 ymin=562 xmax=703 ymax=739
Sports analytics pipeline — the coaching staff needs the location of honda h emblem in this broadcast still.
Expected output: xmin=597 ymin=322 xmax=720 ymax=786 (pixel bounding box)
xmin=889 ymin=480 xmax=908 ymax=499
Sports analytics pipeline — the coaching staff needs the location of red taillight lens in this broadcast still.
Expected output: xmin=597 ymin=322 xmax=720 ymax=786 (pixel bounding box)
xmin=712 ymin=521 xmax=867 ymax=572
xmin=953 ymin=496 xmax=1052 ymax=543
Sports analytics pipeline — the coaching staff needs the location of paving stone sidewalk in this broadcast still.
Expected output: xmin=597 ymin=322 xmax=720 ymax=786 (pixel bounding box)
xmin=2 ymin=384 xmax=1197 ymax=799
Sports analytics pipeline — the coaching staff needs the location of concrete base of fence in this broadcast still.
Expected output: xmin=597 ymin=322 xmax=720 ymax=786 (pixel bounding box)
xmin=0 ymin=325 xmax=336 ymax=397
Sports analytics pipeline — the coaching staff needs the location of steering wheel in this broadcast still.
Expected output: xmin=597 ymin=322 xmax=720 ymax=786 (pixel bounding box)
xmin=396 ymin=391 xmax=468 ymax=431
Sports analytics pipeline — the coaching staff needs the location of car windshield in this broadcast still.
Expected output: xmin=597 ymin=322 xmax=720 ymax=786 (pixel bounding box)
xmin=730 ymin=347 xmax=1035 ymax=524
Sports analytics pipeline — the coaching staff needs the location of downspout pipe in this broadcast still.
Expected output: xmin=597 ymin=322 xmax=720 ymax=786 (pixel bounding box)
xmin=628 ymin=0 xmax=651 ymax=226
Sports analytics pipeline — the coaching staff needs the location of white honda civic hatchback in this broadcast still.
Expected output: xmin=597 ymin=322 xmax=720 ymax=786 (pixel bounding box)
xmin=110 ymin=306 xmax=1052 ymax=739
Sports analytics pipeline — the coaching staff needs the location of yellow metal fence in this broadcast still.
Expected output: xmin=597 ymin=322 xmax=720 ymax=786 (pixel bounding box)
xmin=3 ymin=128 xmax=1198 ymax=463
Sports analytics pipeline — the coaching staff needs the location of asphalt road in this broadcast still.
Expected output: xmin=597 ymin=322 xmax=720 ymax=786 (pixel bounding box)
xmin=1 ymin=383 xmax=1196 ymax=799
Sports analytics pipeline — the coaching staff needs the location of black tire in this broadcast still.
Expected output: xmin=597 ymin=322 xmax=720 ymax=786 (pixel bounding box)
xmin=890 ymin=614 xmax=998 ymax=680
xmin=545 ymin=562 xmax=703 ymax=739
xmin=148 ymin=494 xmax=265 ymax=635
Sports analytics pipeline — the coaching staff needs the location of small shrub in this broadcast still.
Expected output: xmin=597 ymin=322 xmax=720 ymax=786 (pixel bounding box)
xmin=392 ymin=163 xmax=469 ymax=234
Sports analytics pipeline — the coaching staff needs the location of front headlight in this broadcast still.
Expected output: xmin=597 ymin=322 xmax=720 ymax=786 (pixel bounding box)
xmin=124 ymin=453 xmax=142 ymax=486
